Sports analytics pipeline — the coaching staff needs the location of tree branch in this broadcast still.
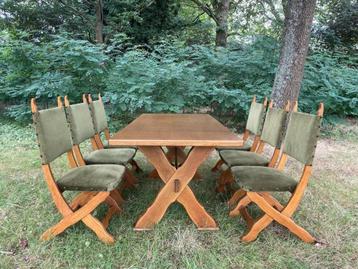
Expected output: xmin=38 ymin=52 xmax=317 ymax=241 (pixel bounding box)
xmin=190 ymin=0 xmax=219 ymax=24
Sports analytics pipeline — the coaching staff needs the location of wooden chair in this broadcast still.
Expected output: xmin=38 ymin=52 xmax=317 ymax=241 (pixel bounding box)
xmin=87 ymin=94 xmax=142 ymax=172
xmin=216 ymin=101 xmax=291 ymax=193
xmin=212 ymin=96 xmax=267 ymax=172
xmin=228 ymin=103 xmax=324 ymax=243
xmin=58 ymin=96 xmax=138 ymax=189
xmin=31 ymin=98 xmax=126 ymax=244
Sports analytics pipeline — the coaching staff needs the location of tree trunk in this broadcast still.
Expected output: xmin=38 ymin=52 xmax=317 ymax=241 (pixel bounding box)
xmin=271 ymin=0 xmax=316 ymax=108
xmin=213 ymin=0 xmax=230 ymax=47
xmin=95 ymin=0 xmax=104 ymax=43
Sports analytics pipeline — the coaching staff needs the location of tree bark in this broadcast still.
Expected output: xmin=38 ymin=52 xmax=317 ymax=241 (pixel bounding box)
xmin=95 ymin=0 xmax=104 ymax=43
xmin=190 ymin=0 xmax=230 ymax=47
xmin=213 ymin=0 xmax=230 ymax=47
xmin=271 ymin=0 xmax=317 ymax=108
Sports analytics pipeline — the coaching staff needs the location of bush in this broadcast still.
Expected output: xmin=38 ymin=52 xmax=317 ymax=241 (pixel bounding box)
xmin=104 ymin=37 xmax=279 ymax=123
xmin=0 ymin=32 xmax=108 ymax=120
xmin=301 ymin=52 xmax=358 ymax=117
xmin=0 ymin=33 xmax=357 ymax=124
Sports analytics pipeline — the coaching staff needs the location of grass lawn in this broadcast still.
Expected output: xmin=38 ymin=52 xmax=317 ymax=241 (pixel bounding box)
xmin=1 ymin=118 xmax=358 ymax=269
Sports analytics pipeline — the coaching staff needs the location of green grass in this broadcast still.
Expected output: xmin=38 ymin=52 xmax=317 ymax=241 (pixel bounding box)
xmin=1 ymin=118 xmax=358 ymax=268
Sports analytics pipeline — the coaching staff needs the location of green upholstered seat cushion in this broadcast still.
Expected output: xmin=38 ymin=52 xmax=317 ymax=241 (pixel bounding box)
xmin=245 ymin=102 xmax=266 ymax=135
xmin=231 ymin=166 xmax=297 ymax=192
xmin=219 ymin=150 xmax=269 ymax=167
xmin=260 ymin=108 xmax=287 ymax=148
xmin=57 ymin=164 xmax=125 ymax=192
xmin=282 ymin=112 xmax=321 ymax=165
xmin=84 ymin=148 xmax=136 ymax=165
xmin=32 ymin=107 xmax=73 ymax=164
xmin=65 ymin=103 xmax=96 ymax=145
xmin=216 ymin=141 xmax=252 ymax=152
xmin=89 ymin=100 xmax=108 ymax=133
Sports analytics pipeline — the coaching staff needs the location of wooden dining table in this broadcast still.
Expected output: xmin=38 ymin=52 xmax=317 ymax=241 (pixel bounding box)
xmin=109 ymin=113 xmax=243 ymax=230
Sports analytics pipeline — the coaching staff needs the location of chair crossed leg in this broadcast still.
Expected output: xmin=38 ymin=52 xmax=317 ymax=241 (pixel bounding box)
xmin=211 ymin=159 xmax=224 ymax=172
xmin=40 ymin=165 xmax=124 ymax=244
xmin=135 ymin=146 xmax=217 ymax=230
xmin=216 ymin=168 xmax=235 ymax=193
xmin=228 ymin=188 xmax=315 ymax=243
xmin=129 ymin=159 xmax=142 ymax=173
xmin=69 ymin=190 xmax=124 ymax=229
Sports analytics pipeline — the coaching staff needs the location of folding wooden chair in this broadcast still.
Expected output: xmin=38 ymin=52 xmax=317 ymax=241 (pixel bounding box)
xmin=228 ymin=103 xmax=324 ymax=243
xmin=58 ymin=96 xmax=138 ymax=189
xmin=31 ymin=98 xmax=126 ymax=244
xmin=216 ymin=101 xmax=291 ymax=193
xmin=212 ymin=96 xmax=267 ymax=173
xmin=87 ymin=94 xmax=142 ymax=172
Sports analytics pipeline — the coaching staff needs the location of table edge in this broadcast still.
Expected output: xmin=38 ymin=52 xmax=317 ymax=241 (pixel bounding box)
xmin=108 ymin=139 xmax=244 ymax=147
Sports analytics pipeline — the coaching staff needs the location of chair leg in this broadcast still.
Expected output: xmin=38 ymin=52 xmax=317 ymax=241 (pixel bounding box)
xmin=216 ymin=169 xmax=234 ymax=193
xmin=82 ymin=215 xmax=114 ymax=244
xmin=241 ymin=214 xmax=272 ymax=242
xmin=243 ymin=192 xmax=316 ymax=243
xmin=259 ymin=192 xmax=284 ymax=211
xmin=212 ymin=159 xmax=224 ymax=172
xmin=70 ymin=192 xmax=96 ymax=210
xmin=110 ymin=189 xmax=125 ymax=205
xmin=228 ymin=189 xmax=246 ymax=208
xmin=229 ymin=195 xmax=251 ymax=217
xmin=41 ymin=192 xmax=115 ymax=244
xmin=240 ymin=207 xmax=255 ymax=229
xmin=130 ymin=159 xmax=142 ymax=173
xmin=124 ymin=169 xmax=138 ymax=188
xmin=102 ymin=206 xmax=119 ymax=229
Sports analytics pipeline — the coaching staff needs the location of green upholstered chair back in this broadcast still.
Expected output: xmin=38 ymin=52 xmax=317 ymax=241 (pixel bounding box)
xmin=65 ymin=103 xmax=96 ymax=145
xmin=260 ymin=108 xmax=288 ymax=148
xmin=89 ymin=100 xmax=108 ymax=133
xmin=245 ymin=101 xmax=266 ymax=135
xmin=282 ymin=112 xmax=322 ymax=165
xmin=32 ymin=107 xmax=73 ymax=164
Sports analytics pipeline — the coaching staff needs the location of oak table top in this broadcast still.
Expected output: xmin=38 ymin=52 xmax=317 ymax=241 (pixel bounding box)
xmin=109 ymin=113 xmax=243 ymax=147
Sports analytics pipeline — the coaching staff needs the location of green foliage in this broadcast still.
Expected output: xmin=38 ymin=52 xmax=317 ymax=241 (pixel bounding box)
xmin=1 ymin=33 xmax=357 ymax=123
xmin=314 ymin=0 xmax=358 ymax=50
xmin=0 ymin=32 xmax=108 ymax=120
xmin=104 ymin=37 xmax=278 ymax=122
xmin=0 ymin=0 xmax=184 ymax=44
xmin=301 ymin=52 xmax=358 ymax=117
xmin=105 ymin=48 xmax=207 ymax=116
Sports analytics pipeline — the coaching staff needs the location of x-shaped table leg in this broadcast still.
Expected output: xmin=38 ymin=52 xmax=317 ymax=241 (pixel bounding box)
xmin=148 ymin=146 xmax=201 ymax=180
xmin=135 ymin=146 xmax=218 ymax=230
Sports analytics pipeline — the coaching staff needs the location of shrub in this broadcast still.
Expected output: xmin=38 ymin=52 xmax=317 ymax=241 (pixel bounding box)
xmin=0 ymin=32 xmax=108 ymax=120
xmin=301 ymin=52 xmax=358 ymax=118
xmin=0 ymin=33 xmax=357 ymax=124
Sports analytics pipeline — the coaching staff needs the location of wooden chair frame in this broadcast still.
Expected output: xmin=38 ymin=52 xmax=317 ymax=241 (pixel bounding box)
xmin=59 ymin=96 xmax=138 ymax=190
xmin=211 ymin=96 xmax=267 ymax=172
xmin=228 ymin=102 xmax=324 ymax=243
xmin=86 ymin=94 xmax=142 ymax=173
xmin=215 ymin=100 xmax=291 ymax=193
xmin=31 ymin=98 xmax=124 ymax=244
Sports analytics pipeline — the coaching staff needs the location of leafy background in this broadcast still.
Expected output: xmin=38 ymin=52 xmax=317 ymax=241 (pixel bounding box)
xmin=1 ymin=33 xmax=357 ymax=124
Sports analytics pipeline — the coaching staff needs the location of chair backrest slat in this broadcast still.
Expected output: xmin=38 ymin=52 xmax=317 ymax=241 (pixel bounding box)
xmin=65 ymin=103 xmax=96 ymax=145
xmin=260 ymin=107 xmax=288 ymax=148
xmin=282 ymin=112 xmax=322 ymax=165
xmin=32 ymin=107 xmax=73 ymax=164
xmin=245 ymin=99 xmax=266 ymax=136
xmin=89 ymin=99 xmax=108 ymax=134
